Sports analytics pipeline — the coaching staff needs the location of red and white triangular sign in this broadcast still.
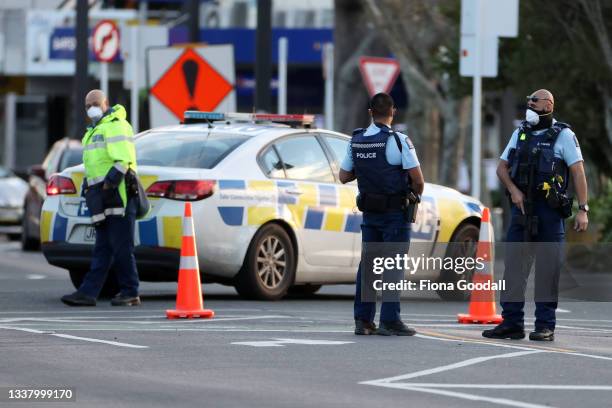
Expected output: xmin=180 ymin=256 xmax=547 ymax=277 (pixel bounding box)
xmin=359 ymin=56 xmax=401 ymax=97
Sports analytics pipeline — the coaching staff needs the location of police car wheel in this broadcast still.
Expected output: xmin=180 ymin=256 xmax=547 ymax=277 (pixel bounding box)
xmin=437 ymin=223 xmax=480 ymax=301
xmin=68 ymin=269 xmax=120 ymax=298
xmin=235 ymin=224 xmax=296 ymax=300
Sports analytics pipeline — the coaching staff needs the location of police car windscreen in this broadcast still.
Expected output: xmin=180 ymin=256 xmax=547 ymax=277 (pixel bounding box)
xmin=135 ymin=132 xmax=250 ymax=169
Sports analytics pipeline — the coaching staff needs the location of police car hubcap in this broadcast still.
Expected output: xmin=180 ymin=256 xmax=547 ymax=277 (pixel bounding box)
xmin=256 ymin=236 xmax=286 ymax=289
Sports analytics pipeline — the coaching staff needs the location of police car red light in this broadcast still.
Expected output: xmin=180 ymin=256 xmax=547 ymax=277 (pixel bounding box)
xmin=46 ymin=175 xmax=77 ymax=196
xmin=146 ymin=180 xmax=216 ymax=201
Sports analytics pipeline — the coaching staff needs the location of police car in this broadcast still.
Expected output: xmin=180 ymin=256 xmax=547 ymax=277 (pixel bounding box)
xmin=41 ymin=112 xmax=484 ymax=300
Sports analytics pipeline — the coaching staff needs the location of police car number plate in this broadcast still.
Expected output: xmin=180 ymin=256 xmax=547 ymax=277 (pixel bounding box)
xmin=84 ymin=226 xmax=96 ymax=242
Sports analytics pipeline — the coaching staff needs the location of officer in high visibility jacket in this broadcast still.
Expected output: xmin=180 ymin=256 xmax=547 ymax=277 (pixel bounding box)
xmin=339 ymin=93 xmax=424 ymax=336
xmin=61 ymin=89 xmax=141 ymax=307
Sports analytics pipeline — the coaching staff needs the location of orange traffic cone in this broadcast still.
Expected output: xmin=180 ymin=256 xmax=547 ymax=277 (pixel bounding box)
xmin=166 ymin=202 xmax=214 ymax=319
xmin=457 ymin=207 xmax=503 ymax=324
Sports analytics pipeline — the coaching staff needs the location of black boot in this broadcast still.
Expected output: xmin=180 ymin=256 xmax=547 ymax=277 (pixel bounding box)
xmin=529 ymin=328 xmax=554 ymax=341
xmin=377 ymin=320 xmax=416 ymax=336
xmin=482 ymin=324 xmax=525 ymax=340
xmin=354 ymin=319 xmax=377 ymax=335
xmin=61 ymin=291 xmax=96 ymax=306
xmin=111 ymin=294 xmax=141 ymax=306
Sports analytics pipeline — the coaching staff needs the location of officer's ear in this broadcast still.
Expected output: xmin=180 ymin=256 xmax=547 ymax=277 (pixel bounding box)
xmin=368 ymin=108 xmax=373 ymax=119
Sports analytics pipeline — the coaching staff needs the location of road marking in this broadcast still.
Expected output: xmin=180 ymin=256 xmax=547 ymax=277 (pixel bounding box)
xmin=0 ymin=315 xmax=289 ymax=325
xmin=382 ymin=383 xmax=612 ymax=390
xmin=362 ymin=350 xmax=541 ymax=384
xmin=556 ymin=308 xmax=571 ymax=313
xmin=26 ymin=274 xmax=46 ymax=280
xmin=371 ymin=384 xmax=552 ymax=408
xmin=0 ymin=325 xmax=148 ymax=349
xmin=232 ymin=338 xmax=354 ymax=347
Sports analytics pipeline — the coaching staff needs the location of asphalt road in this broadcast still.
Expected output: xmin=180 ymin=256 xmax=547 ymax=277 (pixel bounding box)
xmin=1 ymin=239 xmax=612 ymax=408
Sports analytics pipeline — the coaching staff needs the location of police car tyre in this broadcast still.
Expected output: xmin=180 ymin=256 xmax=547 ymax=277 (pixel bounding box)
xmin=21 ymin=202 xmax=40 ymax=251
xmin=437 ymin=223 xmax=480 ymax=301
xmin=288 ymin=284 xmax=322 ymax=296
xmin=235 ymin=223 xmax=296 ymax=300
xmin=68 ymin=269 xmax=119 ymax=298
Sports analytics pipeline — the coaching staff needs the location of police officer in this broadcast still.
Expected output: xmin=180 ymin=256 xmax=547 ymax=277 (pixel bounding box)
xmin=61 ymin=90 xmax=141 ymax=307
xmin=483 ymin=89 xmax=588 ymax=341
xmin=339 ymin=92 xmax=424 ymax=336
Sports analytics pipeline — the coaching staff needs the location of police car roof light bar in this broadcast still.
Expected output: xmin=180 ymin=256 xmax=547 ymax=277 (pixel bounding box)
xmin=183 ymin=111 xmax=314 ymax=128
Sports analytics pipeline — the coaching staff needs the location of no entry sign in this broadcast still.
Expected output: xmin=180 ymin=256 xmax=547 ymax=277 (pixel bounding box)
xmin=92 ymin=20 xmax=120 ymax=63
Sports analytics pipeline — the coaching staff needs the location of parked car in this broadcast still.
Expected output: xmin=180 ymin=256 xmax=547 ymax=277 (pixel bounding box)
xmin=21 ymin=138 xmax=82 ymax=250
xmin=0 ymin=167 xmax=28 ymax=240
xmin=41 ymin=112 xmax=484 ymax=300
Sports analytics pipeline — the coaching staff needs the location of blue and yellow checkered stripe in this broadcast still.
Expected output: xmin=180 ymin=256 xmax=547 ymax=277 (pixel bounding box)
xmin=216 ymin=179 xmax=362 ymax=233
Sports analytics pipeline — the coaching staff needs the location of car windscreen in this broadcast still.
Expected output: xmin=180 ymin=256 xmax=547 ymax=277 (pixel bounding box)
xmin=135 ymin=131 xmax=250 ymax=169
xmin=59 ymin=147 xmax=83 ymax=171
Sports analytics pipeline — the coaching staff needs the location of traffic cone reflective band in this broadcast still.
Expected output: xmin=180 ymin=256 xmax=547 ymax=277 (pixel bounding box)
xmin=166 ymin=202 xmax=214 ymax=319
xmin=457 ymin=207 xmax=503 ymax=324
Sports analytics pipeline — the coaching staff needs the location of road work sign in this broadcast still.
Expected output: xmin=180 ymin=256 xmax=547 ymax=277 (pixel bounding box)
xmin=147 ymin=45 xmax=236 ymax=127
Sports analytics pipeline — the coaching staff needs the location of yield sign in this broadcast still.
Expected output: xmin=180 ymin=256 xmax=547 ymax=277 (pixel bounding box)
xmin=359 ymin=56 xmax=401 ymax=97
xmin=150 ymin=48 xmax=233 ymax=121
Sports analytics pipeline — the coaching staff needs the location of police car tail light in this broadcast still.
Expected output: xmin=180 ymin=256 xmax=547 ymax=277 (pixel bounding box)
xmin=146 ymin=180 xmax=215 ymax=201
xmin=46 ymin=175 xmax=76 ymax=195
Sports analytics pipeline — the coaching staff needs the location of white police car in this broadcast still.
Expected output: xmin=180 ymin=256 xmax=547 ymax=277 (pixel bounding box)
xmin=41 ymin=112 xmax=484 ymax=300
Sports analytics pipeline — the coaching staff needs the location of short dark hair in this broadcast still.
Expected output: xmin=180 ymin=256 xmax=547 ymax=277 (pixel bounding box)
xmin=369 ymin=93 xmax=395 ymax=120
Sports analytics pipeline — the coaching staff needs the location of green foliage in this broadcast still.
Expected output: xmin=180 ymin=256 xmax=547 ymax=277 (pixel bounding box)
xmin=590 ymin=180 xmax=612 ymax=242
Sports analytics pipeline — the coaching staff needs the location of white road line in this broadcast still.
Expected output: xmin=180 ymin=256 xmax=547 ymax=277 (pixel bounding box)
xmin=556 ymin=308 xmax=571 ymax=313
xmin=414 ymin=333 xmax=540 ymax=351
xmin=170 ymin=315 xmax=290 ymax=323
xmin=361 ymin=350 xmax=541 ymax=384
xmin=393 ymin=383 xmax=612 ymax=390
xmin=374 ymin=383 xmax=552 ymax=408
xmin=555 ymin=351 xmax=612 ymax=362
xmin=0 ymin=315 xmax=289 ymax=325
xmin=232 ymin=338 xmax=354 ymax=347
xmin=0 ymin=325 xmax=148 ymax=349
xmin=26 ymin=274 xmax=46 ymax=280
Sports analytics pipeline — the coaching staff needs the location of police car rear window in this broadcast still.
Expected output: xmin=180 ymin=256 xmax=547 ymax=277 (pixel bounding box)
xmin=135 ymin=132 xmax=250 ymax=169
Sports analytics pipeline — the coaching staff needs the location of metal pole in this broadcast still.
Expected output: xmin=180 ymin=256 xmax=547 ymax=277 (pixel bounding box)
xmin=74 ymin=0 xmax=89 ymax=137
xmin=324 ymin=43 xmax=334 ymax=130
xmin=100 ymin=62 xmax=109 ymax=98
xmin=278 ymin=37 xmax=288 ymax=114
xmin=4 ymin=92 xmax=16 ymax=169
xmin=189 ymin=0 xmax=200 ymax=42
xmin=130 ymin=26 xmax=139 ymax=133
xmin=255 ymin=0 xmax=272 ymax=112
xmin=471 ymin=0 xmax=482 ymax=199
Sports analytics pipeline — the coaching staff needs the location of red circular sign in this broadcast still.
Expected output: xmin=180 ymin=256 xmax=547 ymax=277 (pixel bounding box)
xmin=92 ymin=20 xmax=120 ymax=62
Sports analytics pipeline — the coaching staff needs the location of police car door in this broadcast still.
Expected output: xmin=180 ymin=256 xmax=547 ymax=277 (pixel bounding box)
xmin=272 ymin=134 xmax=354 ymax=267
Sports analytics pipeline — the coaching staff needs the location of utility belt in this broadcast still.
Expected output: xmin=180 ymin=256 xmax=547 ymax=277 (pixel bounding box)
xmin=356 ymin=192 xmax=420 ymax=222
xmin=513 ymin=180 xmax=573 ymax=219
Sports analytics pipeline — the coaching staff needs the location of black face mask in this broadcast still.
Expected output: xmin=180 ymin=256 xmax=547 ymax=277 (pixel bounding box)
xmin=528 ymin=107 xmax=553 ymax=130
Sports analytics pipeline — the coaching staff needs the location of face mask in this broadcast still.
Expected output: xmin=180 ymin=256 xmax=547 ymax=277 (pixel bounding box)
xmin=87 ymin=106 xmax=103 ymax=122
xmin=525 ymin=108 xmax=540 ymax=125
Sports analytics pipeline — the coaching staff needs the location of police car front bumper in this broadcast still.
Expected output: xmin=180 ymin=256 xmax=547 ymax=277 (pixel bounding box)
xmin=41 ymin=242 xmax=181 ymax=281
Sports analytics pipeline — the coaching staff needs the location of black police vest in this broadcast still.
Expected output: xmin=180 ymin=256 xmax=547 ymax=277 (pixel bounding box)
xmin=507 ymin=121 xmax=570 ymax=193
xmin=351 ymin=126 xmax=409 ymax=196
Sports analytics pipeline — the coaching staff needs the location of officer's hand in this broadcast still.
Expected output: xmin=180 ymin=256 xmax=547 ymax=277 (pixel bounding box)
xmin=574 ymin=211 xmax=588 ymax=232
xmin=509 ymin=187 xmax=525 ymax=214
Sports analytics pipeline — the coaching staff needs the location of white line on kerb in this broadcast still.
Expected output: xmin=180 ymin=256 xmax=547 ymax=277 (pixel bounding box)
xmin=0 ymin=325 xmax=148 ymax=349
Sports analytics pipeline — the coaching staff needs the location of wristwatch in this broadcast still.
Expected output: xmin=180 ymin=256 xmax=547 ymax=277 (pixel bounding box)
xmin=578 ymin=204 xmax=589 ymax=213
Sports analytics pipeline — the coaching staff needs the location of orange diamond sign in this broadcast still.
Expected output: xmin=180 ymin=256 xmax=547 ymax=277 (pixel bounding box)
xmin=150 ymin=48 xmax=233 ymax=121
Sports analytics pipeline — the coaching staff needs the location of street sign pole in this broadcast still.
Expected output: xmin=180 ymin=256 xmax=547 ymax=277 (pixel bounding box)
xmin=278 ymin=37 xmax=288 ymax=115
xmin=323 ymin=42 xmax=334 ymax=130
xmin=130 ymin=26 xmax=139 ymax=133
xmin=100 ymin=62 xmax=109 ymax=98
xmin=471 ymin=0 xmax=482 ymax=199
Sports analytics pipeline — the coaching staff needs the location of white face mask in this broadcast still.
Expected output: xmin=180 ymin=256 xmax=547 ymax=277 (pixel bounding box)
xmin=87 ymin=106 xmax=103 ymax=122
xmin=525 ymin=108 xmax=540 ymax=125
